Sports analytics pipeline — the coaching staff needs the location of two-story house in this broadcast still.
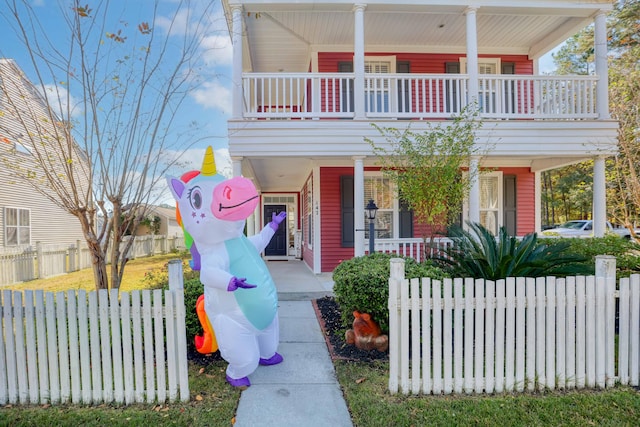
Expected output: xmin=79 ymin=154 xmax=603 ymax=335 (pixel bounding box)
xmin=221 ymin=1 xmax=618 ymax=273
xmin=0 ymin=59 xmax=87 ymax=250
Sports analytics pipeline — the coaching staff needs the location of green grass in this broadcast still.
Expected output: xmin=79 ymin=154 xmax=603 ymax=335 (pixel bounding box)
xmin=4 ymin=254 xmax=640 ymax=426
xmin=335 ymin=360 xmax=640 ymax=426
xmin=0 ymin=360 xmax=241 ymax=426
xmin=6 ymin=253 xmax=191 ymax=293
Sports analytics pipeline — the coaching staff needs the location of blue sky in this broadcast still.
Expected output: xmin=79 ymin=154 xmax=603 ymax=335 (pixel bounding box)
xmin=0 ymin=0 xmax=235 ymax=179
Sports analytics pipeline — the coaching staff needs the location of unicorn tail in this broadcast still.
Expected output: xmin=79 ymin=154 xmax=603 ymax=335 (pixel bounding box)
xmin=194 ymin=294 xmax=218 ymax=354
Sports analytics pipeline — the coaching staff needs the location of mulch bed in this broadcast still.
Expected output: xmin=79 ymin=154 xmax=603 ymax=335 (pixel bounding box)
xmin=312 ymin=296 xmax=388 ymax=362
xmin=187 ymin=295 xmax=388 ymax=364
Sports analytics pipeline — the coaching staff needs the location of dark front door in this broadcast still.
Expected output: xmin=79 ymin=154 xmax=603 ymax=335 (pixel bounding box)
xmin=264 ymin=205 xmax=287 ymax=256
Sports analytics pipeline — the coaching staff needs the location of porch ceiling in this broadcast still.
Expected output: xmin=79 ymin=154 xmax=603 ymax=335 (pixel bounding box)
xmin=241 ymin=155 xmax=593 ymax=193
xmin=223 ymin=1 xmax=612 ymax=73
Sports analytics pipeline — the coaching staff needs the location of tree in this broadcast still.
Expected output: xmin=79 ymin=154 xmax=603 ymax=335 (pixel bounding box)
xmin=546 ymin=1 xmax=640 ymax=240
xmin=0 ymin=0 xmax=219 ymax=290
xmin=366 ymin=105 xmax=489 ymax=258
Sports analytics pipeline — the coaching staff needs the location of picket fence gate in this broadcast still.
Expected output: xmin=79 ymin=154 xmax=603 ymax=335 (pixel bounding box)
xmin=0 ymin=286 xmax=189 ymax=405
xmin=388 ymin=257 xmax=640 ymax=395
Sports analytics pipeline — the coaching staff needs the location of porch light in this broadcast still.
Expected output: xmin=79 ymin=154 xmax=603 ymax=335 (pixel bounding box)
xmin=366 ymin=199 xmax=378 ymax=254
xmin=365 ymin=199 xmax=378 ymax=220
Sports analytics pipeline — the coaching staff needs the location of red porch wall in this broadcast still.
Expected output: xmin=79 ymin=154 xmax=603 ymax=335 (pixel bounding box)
xmin=320 ymin=166 xmax=355 ymax=272
xmin=410 ymin=167 xmax=536 ymax=238
xmin=318 ymin=52 xmax=533 ymax=74
xmin=502 ymin=167 xmax=536 ymax=235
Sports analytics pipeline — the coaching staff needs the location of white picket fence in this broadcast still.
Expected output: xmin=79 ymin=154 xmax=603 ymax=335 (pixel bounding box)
xmin=388 ymin=257 xmax=640 ymax=395
xmin=0 ymin=283 xmax=189 ymax=404
xmin=0 ymin=235 xmax=186 ymax=286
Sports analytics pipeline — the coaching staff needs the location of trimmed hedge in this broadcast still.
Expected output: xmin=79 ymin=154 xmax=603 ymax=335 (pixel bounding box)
xmin=540 ymin=235 xmax=640 ymax=278
xmin=332 ymin=252 xmax=448 ymax=334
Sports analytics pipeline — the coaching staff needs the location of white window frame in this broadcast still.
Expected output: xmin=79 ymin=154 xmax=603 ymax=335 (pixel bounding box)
xmin=461 ymin=57 xmax=502 ymax=113
xmin=363 ymin=55 xmax=396 ymax=113
xmin=4 ymin=206 xmax=31 ymax=246
xmin=463 ymin=171 xmax=504 ymax=234
xmin=364 ymin=172 xmax=398 ymax=240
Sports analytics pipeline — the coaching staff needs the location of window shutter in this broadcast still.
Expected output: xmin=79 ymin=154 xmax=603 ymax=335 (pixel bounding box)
xmin=504 ymin=175 xmax=517 ymax=236
xmin=341 ymin=175 xmax=355 ymax=247
xmin=399 ymin=199 xmax=414 ymax=238
xmin=397 ymin=61 xmax=410 ymax=114
xmin=502 ymin=62 xmax=516 ymax=114
xmin=338 ymin=61 xmax=354 ymax=113
xmin=445 ymin=62 xmax=460 ymax=113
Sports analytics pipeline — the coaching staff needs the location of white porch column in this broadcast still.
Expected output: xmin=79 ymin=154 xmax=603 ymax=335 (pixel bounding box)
xmin=353 ymin=156 xmax=365 ymax=257
xmin=465 ymin=7 xmax=479 ymax=106
xmin=353 ymin=4 xmax=366 ymax=119
xmin=594 ymin=10 xmax=610 ymax=120
xmin=231 ymin=5 xmax=244 ymax=119
xmin=231 ymin=156 xmax=243 ymax=177
xmin=535 ymin=171 xmax=542 ymax=233
xmin=593 ymin=156 xmax=607 ymax=237
xmin=247 ymin=206 xmax=257 ymax=237
xmin=468 ymin=157 xmax=480 ymax=225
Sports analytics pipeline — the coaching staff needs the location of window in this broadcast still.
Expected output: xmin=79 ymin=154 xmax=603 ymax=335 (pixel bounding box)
xmin=364 ymin=56 xmax=396 ymax=113
xmin=479 ymin=172 xmax=503 ymax=235
xmin=364 ymin=175 xmax=394 ymax=239
xmin=4 ymin=207 xmax=31 ymax=246
xmin=461 ymin=58 xmax=501 ymax=113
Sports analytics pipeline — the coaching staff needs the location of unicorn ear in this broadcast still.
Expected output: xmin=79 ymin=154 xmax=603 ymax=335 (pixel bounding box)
xmin=166 ymin=175 xmax=185 ymax=200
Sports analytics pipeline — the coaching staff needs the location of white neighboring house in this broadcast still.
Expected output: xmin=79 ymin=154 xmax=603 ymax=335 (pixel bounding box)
xmin=0 ymin=58 xmax=87 ymax=250
xmin=133 ymin=205 xmax=183 ymax=238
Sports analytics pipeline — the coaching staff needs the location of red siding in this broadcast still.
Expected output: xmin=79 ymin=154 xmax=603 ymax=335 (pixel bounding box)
xmin=320 ymin=167 xmax=355 ymax=272
xmin=318 ymin=52 xmax=533 ymax=74
xmin=501 ymin=167 xmax=536 ymax=235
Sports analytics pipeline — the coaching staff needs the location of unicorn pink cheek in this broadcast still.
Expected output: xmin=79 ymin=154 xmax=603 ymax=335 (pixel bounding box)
xmin=212 ymin=177 xmax=259 ymax=221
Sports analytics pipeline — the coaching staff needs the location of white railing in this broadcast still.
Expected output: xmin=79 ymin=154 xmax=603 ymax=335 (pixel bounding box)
xmin=0 ymin=235 xmax=186 ymax=287
xmin=0 ymin=287 xmax=189 ymax=405
xmin=388 ymin=258 xmax=640 ymax=395
xmin=242 ymin=72 xmax=599 ymax=120
xmin=370 ymin=237 xmax=454 ymax=262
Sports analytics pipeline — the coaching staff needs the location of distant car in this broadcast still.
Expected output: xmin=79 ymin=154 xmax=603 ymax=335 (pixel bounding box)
xmin=541 ymin=220 xmax=637 ymax=239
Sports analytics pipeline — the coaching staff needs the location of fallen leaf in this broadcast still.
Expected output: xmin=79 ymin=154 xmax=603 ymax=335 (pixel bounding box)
xmin=356 ymin=377 xmax=367 ymax=384
xmin=198 ymin=367 xmax=205 ymax=375
xmin=195 ymin=395 xmax=203 ymax=401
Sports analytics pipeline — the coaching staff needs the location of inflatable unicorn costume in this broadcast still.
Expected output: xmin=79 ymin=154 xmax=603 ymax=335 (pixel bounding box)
xmin=167 ymin=147 xmax=284 ymax=388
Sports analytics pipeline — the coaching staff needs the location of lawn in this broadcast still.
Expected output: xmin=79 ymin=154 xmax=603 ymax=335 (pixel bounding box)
xmin=2 ymin=254 xmax=640 ymax=426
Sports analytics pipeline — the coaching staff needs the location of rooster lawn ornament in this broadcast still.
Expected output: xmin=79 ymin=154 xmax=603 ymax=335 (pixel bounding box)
xmin=167 ymin=147 xmax=285 ymax=389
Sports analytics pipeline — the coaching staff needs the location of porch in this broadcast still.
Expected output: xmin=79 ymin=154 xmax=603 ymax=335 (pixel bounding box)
xmin=242 ymin=73 xmax=599 ymax=121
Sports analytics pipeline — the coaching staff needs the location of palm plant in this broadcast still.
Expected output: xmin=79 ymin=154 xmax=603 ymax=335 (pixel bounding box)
xmin=435 ymin=222 xmax=592 ymax=280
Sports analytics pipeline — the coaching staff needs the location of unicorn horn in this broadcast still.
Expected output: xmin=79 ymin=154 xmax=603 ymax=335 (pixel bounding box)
xmin=201 ymin=146 xmax=217 ymax=176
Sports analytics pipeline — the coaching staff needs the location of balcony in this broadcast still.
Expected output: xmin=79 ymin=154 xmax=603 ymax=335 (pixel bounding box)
xmin=242 ymin=73 xmax=599 ymax=121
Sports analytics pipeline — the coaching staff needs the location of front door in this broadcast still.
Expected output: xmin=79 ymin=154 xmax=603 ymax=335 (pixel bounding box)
xmin=264 ymin=204 xmax=287 ymax=256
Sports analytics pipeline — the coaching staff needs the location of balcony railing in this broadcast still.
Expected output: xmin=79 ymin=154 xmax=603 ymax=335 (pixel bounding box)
xmin=242 ymin=73 xmax=598 ymax=121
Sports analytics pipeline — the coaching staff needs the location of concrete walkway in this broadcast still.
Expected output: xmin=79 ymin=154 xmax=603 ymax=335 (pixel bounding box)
xmin=233 ymin=260 xmax=353 ymax=427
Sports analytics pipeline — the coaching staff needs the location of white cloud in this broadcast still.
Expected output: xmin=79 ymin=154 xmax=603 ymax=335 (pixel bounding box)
xmin=41 ymin=84 xmax=83 ymax=119
xmin=190 ymin=80 xmax=232 ymax=113
xmin=200 ymin=34 xmax=232 ymax=67
xmin=154 ymin=8 xmax=191 ymax=37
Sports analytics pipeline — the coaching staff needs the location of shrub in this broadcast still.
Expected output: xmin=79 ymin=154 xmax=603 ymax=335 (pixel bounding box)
xmin=162 ymin=277 xmax=205 ymax=354
xmin=541 ymin=235 xmax=640 ymax=278
xmin=436 ymin=222 xmax=592 ymax=280
xmin=332 ymin=252 xmax=448 ymax=334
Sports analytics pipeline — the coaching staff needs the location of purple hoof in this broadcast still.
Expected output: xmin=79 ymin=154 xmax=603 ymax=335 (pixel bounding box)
xmin=226 ymin=375 xmax=251 ymax=389
xmin=259 ymin=352 xmax=283 ymax=366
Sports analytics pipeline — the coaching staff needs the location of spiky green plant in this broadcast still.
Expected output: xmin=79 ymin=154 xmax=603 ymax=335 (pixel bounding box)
xmin=435 ymin=222 xmax=592 ymax=280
